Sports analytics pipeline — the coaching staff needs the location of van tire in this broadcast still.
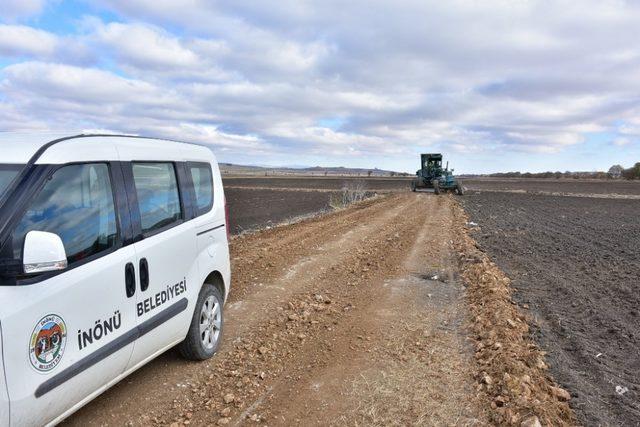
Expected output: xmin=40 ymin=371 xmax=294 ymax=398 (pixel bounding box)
xmin=179 ymin=284 xmax=224 ymax=361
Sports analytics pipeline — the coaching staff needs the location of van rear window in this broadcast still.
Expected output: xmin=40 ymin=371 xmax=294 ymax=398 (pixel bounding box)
xmin=189 ymin=163 xmax=214 ymax=215
xmin=132 ymin=162 xmax=182 ymax=234
xmin=0 ymin=164 xmax=24 ymax=198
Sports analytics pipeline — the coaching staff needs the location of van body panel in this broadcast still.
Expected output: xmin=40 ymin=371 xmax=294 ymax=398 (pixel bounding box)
xmin=0 ymin=134 xmax=212 ymax=166
xmin=44 ymin=335 xmax=183 ymax=427
xmin=0 ymin=246 xmax=138 ymax=426
xmin=0 ymin=133 xmax=70 ymax=164
xmin=126 ymin=220 xmax=199 ymax=368
xmin=193 ymin=160 xmax=230 ymax=297
xmin=36 ymin=137 xmax=120 ymax=164
xmin=113 ymin=138 xmax=213 ymax=163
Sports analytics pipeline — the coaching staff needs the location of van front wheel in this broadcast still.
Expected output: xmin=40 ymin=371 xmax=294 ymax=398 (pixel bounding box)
xmin=179 ymin=284 xmax=224 ymax=360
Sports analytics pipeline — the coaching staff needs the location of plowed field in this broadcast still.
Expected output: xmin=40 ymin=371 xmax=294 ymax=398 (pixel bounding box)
xmin=462 ymin=192 xmax=640 ymax=426
xmin=464 ymin=178 xmax=640 ymax=196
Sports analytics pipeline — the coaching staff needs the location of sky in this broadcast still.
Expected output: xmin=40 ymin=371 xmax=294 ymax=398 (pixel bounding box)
xmin=1 ymin=0 xmax=640 ymax=174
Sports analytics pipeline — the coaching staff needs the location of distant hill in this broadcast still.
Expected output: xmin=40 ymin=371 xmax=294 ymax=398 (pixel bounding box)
xmin=220 ymin=163 xmax=410 ymax=177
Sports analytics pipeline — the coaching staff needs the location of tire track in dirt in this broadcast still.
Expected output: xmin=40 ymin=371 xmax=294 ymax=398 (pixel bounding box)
xmin=65 ymin=194 xmax=487 ymax=426
xmin=228 ymin=195 xmax=406 ymax=301
xmin=223 ymin=197 xmax=418 ymax=338
xmin=62 ymin=195 xmax=412 ymax=425
xmin=257 ymin=195 xmax=486 ymax=426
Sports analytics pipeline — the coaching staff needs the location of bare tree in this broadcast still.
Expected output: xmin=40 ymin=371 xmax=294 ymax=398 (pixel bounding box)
xmin=608 ymin=165 xmax=624 ymax=179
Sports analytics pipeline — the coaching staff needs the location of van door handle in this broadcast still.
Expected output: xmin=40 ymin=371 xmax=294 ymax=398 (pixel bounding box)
xmin=125 ymin=263 xmax=136 ymax=298
xmin=139 ymin=258 xmax=149 ymax=292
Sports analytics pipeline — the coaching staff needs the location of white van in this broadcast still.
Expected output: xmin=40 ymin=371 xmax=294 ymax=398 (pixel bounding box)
xmin=0 ymin=134 xmax=231 ymax=426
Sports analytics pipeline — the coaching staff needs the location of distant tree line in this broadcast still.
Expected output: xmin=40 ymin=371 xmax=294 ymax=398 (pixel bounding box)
xmin=620 ymin=162 xmax=640 ymax=179
xmin=485 ymin=162 xmax=640 ymax=180
xmin=487 ymin=171 xmax=609 ymax=179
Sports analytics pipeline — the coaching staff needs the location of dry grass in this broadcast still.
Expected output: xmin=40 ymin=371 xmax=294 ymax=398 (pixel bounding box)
xmin=329 ymin=179 xmax=370 ymax=209
xmin=340 ymin=351 xmax=485 ymax=427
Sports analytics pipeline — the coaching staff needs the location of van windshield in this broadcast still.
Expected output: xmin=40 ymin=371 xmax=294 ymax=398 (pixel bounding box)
xmin=0 ymin=164 xmax=24 ymax=198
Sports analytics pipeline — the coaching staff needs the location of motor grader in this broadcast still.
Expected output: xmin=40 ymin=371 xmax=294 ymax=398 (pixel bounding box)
xmin=410 ymin=153 xmax=464 ymax=195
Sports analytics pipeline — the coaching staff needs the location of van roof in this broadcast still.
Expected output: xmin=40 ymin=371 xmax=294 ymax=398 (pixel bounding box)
xmin=0 ymin=133 xmax=212 ymax=164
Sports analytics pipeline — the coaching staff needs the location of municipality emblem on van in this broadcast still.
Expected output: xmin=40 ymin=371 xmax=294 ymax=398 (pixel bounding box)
xmin=29 ymin=314 xmax=67 ymax=372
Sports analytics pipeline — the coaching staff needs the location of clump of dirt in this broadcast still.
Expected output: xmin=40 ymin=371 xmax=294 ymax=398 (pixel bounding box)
xmin=451 ymin=202 xmax=576 ymax=426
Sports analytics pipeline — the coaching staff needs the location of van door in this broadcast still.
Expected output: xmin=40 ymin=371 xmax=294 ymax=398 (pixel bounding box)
xmin=0 ymin=163 xmax=139 ymax=426
xmin=124 ymin=162 xmax=199 ymax=368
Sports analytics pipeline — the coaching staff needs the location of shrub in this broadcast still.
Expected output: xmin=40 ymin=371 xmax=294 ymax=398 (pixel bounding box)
xmin=329 ymin=180 xmax=368 ymax=209
xmin=622 ymin=162 xmax=640 ymax=180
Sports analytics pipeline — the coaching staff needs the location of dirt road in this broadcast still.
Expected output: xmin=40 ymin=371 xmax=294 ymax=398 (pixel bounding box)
xmin=66 ymin=194 xmax=488 ymax=426
xmin=65 ymin=193 xmax=577 ymax=426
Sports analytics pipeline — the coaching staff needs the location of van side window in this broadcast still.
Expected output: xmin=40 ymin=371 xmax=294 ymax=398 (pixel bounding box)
xmin=10 ymin=163 xmax=117 ymax=264
xmin=189 ymin=163 xmax=213 ymax=216
xmin=132 ymin=163 xmax=182 ymax=234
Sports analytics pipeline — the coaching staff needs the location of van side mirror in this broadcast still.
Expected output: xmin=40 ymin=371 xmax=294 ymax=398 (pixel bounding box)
xmin=23 ymin=231 xmax=67 ymax=274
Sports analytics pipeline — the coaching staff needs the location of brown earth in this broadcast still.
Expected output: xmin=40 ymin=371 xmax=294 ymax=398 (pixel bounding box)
xmin=462 ymin=192 xmax=640 ymax=426
xmin=63 ymin=193 xmax=576 ymax=427
xmin=65 ymin=194 xmax=486 ymax=426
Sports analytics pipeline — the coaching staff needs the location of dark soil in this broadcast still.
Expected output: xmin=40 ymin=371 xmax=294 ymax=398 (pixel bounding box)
xmin=225 ymin=176 xmax=640 ymax=195
xmin=223 ymin=176 xmax=411 ymax=191
xmin=225 ymin=187 xmax=338 ymax=234
xmin=464 ymin=178 xmax=640 ymax=195
xmin=461 ymin=192 xmax=640 ymax=426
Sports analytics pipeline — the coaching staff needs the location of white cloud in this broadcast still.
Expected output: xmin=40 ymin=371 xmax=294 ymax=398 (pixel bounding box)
xmin=0 ymin=102 xmax=49 ymax=130
xmin=160 ymin=123 xmax=273 ymax=153
xmin=1 ymin=62 xmax=161 ymax=103
xmin=613 ymin=137 xmax=631 ymax=147
xmin=0 ymin=0 xmax=48 ymax=21
xmin=3 ymin=0 xmax=640 ymax=169
xmin=0 ymin=25 xmax=59 ymax=57
xmin=93 ymin=22 xmax=200 ymax=70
